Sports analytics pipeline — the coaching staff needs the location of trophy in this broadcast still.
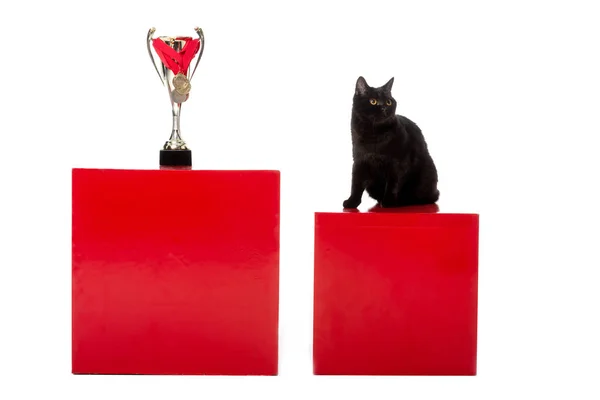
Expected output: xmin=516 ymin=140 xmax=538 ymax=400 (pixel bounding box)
xmin=147 ymin=27 xmax=205 ymax=167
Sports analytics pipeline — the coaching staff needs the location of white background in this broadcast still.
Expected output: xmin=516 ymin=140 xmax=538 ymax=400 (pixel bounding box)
xmin=1 ymin=0 xmax=599 ymax=398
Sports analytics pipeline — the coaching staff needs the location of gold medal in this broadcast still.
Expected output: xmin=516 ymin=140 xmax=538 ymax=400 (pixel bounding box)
xmin=171 ymin=89 xmax=189 ymax=104
xmin=173 ymin=73 xmax=192 ymax=95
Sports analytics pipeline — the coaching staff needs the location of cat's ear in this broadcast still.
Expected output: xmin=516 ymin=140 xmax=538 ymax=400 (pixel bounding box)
xmin=355 ymin=76 xmax=369 ymax=96
xmin=383 ymin=77 xmax=394 ymax=94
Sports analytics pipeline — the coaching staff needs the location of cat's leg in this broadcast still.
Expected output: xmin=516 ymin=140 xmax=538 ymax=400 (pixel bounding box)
xmin=380 ymin=169 xmax=404 ymax=208
xmin=365 ymin=182 xmax=385 ymax=203
xmin=380 ymin=181 xmax=398 ymax=208
xmin=343 ymin=162 xmax=368 ymax=209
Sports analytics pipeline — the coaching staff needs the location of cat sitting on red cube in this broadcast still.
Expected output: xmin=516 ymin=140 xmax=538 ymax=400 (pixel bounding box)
xmin=313 ymin=77 xmax=479 ymax=375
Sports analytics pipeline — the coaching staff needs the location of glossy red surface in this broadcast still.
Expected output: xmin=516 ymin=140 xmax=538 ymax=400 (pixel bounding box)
xmin=72 ymin=168 xmax=280 ymax=375
xmin=314 ymin=207 xmax=479 ymax=375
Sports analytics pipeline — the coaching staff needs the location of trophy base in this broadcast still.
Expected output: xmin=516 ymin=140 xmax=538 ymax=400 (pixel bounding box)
xmin=160 ymin=149 xmax=192 ymax=167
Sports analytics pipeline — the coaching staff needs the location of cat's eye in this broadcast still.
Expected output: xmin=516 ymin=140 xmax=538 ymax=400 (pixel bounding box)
xmin=369 ymin=98 xmax=377 ymax=105
xmin=386 ymin=99 xmax=393 ymax=106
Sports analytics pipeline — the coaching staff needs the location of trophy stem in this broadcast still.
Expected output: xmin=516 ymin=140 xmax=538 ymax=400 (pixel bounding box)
xmin=164 ymin=102 xmax=187 ymax=150
xmin=169 ymin=103 xmax=183 ymax=144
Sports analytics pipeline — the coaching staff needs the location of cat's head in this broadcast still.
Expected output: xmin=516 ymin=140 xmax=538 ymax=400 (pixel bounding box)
xmin=353 ymin=76 xmax=396 ymax=122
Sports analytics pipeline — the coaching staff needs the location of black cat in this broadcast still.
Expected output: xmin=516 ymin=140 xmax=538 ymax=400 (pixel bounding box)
xmin=343 ymin=76 xmax=439 ymax=209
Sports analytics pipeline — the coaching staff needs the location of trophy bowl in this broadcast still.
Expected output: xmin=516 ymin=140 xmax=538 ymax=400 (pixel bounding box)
xmin=147 ymin=27 xmax=205 ymax=167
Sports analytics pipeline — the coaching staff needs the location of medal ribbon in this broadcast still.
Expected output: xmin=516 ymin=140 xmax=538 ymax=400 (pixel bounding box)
xmin=152 ymin=37 xmax=201 ymax=75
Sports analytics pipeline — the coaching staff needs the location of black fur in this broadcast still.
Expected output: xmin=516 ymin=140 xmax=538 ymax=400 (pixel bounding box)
xmin=343 ymin=76 xmax=439 ymax=208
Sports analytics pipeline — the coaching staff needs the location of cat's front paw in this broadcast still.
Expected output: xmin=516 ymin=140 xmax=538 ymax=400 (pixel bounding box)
xmin=343 ymin=197 xmax=361 ymax=209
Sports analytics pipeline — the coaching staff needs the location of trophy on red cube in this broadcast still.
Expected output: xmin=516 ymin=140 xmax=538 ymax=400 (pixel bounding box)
xmin=147 ymin=27 xmax=205 ymax=167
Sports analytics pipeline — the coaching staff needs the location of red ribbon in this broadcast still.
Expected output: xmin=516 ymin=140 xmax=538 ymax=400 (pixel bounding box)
xmin=152 ymin=37 xmax=201 ymax=75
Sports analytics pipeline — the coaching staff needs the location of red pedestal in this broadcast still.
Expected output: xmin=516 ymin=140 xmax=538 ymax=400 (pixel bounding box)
xmin=72 ymin=168 xmax=280 ymax=375
xmin=313 ymin=205 xmax=479 ymax=375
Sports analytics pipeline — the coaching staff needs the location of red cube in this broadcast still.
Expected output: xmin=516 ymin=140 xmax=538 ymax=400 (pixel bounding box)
xmin=72 ymin=168 xmax=280 ymax=375
xmin=313 ymin=205 xmax=479 ymax=375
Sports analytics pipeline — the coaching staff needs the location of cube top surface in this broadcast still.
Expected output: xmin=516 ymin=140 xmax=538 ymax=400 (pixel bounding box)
xmin=316 ymin=204 xmax=478 ymax=229
xmin=316 ymin=202 xmax=477 ymax=216
xmin=72 ymin=168 xmax=280 ymax=375
xmin=72 ymin=167 xmax=280 ymax=172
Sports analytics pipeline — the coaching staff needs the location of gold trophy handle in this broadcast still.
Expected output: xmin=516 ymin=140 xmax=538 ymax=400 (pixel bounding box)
xmin=189 ymin=27 xmax=205 ymax=80
xmin=147 ymin=27 xmax=166 ymax=85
